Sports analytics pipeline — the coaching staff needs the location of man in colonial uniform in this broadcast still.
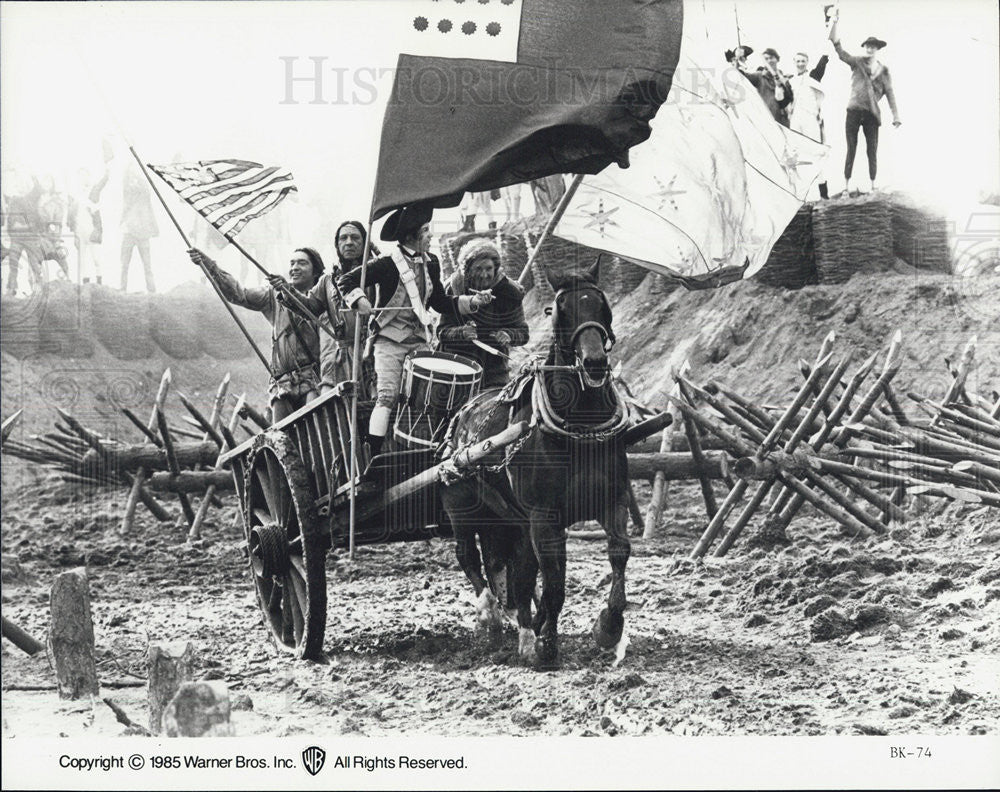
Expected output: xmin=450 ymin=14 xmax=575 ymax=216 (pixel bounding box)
xmin=338 ymin=204 xmax=492 ymax=455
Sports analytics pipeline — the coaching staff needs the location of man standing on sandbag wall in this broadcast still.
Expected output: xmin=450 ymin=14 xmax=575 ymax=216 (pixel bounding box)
xmin=829 ymin=8 xmax=901 ymax=195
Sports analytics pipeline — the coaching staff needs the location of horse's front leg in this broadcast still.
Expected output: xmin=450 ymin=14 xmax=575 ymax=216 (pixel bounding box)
xmin=593 ymin=502 xmax=630 ymax=650
xmin=530 ymin=509 xmax=566 ymax=669
xmin=511 ymin=524 xmax=540 ymax=665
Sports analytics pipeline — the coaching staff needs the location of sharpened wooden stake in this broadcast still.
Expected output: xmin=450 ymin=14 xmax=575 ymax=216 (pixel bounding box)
xmin=156 ymin=408 xmax=196 ymax=526
xmin=122 ymin=369 xmax=172 ymax=534
xmin=188 ymin=395 xmax=245 ymax=541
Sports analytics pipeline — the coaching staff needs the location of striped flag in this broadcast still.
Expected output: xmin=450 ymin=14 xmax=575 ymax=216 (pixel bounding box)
xmin=147 ymin=159 xmax=296 ymax=238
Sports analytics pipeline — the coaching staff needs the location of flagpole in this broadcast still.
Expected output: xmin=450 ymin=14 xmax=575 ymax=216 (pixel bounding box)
xmin=130 ymin=147 xmax=273 ymax=374
xmin=516 ymin=173 xmax=584 ymax=289
xmin=347 ymin=214 xmax=376 ymax=562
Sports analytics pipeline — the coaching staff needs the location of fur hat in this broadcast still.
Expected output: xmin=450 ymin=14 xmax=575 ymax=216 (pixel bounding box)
xmin=456 ymin=237 xmax=501 ymax=276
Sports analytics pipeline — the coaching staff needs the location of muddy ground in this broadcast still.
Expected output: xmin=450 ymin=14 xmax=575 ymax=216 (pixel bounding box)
xmin=2 ymin=476 xmax=998 ymax=738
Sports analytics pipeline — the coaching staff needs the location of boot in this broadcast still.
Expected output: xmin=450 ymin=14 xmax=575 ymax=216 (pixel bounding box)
xmin=818 ymin=181 xmax=829 ymax=200
xmin=367 ymin=434 xmax=385 ymax=459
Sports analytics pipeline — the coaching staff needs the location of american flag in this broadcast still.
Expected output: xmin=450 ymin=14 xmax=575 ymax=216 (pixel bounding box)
xmin=147 ymin=159 xmax=296 ymax=238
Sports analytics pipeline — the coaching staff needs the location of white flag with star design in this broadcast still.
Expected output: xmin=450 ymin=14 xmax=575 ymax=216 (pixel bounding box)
xmin=553 ymin=26 xmax=829 ymax=285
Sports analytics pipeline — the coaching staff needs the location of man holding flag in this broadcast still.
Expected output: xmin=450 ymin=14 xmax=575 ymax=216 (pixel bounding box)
xmin=188 ymin=245 xmax=325 ymax=422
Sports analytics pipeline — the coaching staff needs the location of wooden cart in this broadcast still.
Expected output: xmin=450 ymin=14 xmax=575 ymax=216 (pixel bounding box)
xmin=221 ymin=382 xmax=527 ymax=660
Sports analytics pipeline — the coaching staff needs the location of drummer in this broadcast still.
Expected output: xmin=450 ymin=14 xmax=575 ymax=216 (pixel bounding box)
xmin=437 ymin=237 xmax=528 ymax=388
xmin=338 ymin=204 xmax=493 ymax=456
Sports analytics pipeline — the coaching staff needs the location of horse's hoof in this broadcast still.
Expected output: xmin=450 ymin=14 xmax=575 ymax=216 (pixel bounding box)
xmin=534 ymin=636 xmax=559 ymax=670
xmin=592 ymin=608 xmax=624 ymax=650
xmin=475 ymin=590 xmax=504 ymax=640
xmin=518 ymin=628 xmax=537 ymax=665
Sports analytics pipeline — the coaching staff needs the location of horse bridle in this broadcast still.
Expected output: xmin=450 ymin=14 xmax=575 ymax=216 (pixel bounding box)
xmin=549 ymin=284 xmax=616 ymax=388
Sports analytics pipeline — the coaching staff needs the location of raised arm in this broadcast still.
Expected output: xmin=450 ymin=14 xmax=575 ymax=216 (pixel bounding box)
xmin=810 ymin=54 xmax=830 ymax=82
xmin=829 ymin=20 xmax=859 ymax=66
xmin=188 ymin=248 xmax=271 ymax=311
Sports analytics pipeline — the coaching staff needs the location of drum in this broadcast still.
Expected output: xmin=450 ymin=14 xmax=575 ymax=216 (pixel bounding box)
xmin=394 ymin=352 xmax=482 ymax=449
xmin=401 ymin=352 xmax=483 ymax=412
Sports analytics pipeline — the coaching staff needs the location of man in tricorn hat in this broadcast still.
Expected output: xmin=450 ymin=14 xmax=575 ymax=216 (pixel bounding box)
xmin=829 ymin=10 xmax=901 ymax=194
xmin=338 ymin=204 xmax=493 ymax=455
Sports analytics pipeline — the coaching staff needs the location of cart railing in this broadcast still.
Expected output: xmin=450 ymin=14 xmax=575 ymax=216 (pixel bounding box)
xmin=221 ymin=383 xmax=367 ymax=516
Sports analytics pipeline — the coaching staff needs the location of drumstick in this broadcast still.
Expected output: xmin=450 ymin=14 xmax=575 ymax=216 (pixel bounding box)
xmin=473 ymin=339 xmax=507 ymax=358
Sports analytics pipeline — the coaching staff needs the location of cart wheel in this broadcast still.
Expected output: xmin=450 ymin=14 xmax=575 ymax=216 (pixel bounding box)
xmin=245 ymin=432 xmax=327 ymax=660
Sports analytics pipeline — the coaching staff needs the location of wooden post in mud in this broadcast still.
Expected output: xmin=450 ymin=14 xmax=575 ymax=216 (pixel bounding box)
xmin=156 ymin=408 xmax=196 ymax=526
xmin=147 ymin=641 xmax=196 ymax=735
xmin=48 ymin=568 xmax=100 ymax=699
xmin=121 ymin=368 xmax=172 ymax=534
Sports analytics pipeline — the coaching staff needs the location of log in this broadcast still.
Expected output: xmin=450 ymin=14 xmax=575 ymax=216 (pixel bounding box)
xmin=627 ymin=433 xmax=725 ymax=454
xmin=48 ymin=568 xmax=100 ymax=699
xmin=84 ymin=441 xmax=219 ymax=474
xmin=626 ymin=451 xmax=727 ymax=480
xmin=162 ymin=681 xmax=232 ymax=737
xmin=1 ymin=615 xmax=45 ymax=655
xmin=621 ymin=411 xmax=673 ymax=447
xmin=147 ymin=641 xmax=195 ymax=734
xmin=147 ymin=470 xmax=234 ymax=493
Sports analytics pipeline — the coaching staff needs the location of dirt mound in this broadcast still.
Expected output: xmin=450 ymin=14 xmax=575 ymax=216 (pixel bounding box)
xmin=148 ymin=293 xmax=204 ymax=360
xmin=608 ymin=270 xmax=999 ymax=405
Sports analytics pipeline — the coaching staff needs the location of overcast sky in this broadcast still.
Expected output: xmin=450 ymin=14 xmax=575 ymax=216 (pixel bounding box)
xmin=2 ymin=0 xmax=998 ymax=290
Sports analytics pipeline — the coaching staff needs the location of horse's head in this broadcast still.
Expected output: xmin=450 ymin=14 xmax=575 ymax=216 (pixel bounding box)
xmin=546 ymin=258 xmax=616 ymax=388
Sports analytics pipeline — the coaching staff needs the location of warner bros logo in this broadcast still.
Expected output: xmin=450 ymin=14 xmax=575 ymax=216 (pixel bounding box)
xmin=302 ymin=746 xmax=327 ymax=776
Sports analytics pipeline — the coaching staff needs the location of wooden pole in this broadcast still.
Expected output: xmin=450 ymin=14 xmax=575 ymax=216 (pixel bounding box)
xmin=348 ymin=212 xmax=377 ymax=562
xmin=517 ymin=174 xmax=584 ymax=289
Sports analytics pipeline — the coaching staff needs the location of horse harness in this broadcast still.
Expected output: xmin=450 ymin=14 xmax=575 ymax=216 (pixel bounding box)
xmin=438 ymin=283 xmax=630 ymax=482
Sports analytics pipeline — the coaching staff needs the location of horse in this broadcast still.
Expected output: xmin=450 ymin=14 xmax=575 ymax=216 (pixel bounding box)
xmin=441 ymin=259 xmax=632 ymax=668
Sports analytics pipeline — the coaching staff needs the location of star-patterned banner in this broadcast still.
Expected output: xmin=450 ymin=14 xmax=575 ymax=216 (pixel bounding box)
xmin=554 ymin=28 xmax=830 ymax=285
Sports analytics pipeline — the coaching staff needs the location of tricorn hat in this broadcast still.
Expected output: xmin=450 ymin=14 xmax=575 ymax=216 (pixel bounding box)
xmin=763 ymin=47 xmax=780 ymax=59
xmin=379 ymin=203 xmax=433 ymax=242
xmin=860 ymin=36 xmax=887 ymax=49
xmin=725 ymin=45 xmax=753 ymax=62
